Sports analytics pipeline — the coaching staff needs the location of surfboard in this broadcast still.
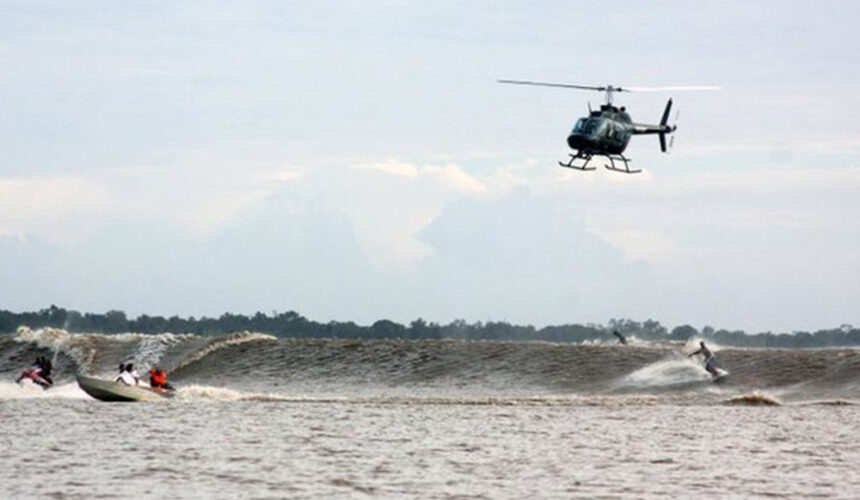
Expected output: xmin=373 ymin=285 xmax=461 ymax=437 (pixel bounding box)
xmin=711 ymin=368 xmax=729 ymax=382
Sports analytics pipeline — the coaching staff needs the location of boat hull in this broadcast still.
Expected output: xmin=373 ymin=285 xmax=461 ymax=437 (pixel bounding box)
xmin=76 ymin=374 xmax=174 ymax=402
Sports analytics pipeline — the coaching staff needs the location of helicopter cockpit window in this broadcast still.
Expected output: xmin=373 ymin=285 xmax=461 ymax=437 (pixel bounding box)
xmin=574 ymin=118 xmax=599 ymax=135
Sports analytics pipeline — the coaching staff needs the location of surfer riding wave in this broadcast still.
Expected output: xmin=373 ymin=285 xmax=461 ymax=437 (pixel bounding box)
xmin=689 ymin=341 xmax=720 ymax=378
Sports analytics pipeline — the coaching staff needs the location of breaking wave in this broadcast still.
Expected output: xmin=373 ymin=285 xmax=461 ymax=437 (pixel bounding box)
xmin=723 ymin=392 xmax=783 ymax=406
xmin=2 ymin=328 xmax=859 ymax=404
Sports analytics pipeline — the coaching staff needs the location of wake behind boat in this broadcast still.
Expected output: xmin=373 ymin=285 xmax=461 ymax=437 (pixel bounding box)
xmin=76 ymin=374 xmax=175 ymax=402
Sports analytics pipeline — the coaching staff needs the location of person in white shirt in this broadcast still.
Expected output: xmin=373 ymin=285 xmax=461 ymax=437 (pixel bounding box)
xmin=116 ymin=363 xmax=140 ymax=386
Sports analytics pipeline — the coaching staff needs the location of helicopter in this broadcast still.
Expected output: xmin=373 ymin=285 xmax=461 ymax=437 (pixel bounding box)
xmin=498 ymin=80 xmax=718 ymax=174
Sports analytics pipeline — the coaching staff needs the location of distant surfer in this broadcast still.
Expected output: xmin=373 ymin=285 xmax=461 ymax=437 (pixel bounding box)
xmin=116 ymin=363 xmax=140 ymax=386
xmin=613 ymin=330 xmax=628 ymax=345
xmin=689 ymin=341 xmax=719 ymax=378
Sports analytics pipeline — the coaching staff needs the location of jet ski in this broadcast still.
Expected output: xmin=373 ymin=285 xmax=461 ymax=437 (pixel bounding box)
xmin=76 ymin=374 xmax=175 ymax=402
xmin=16 ymin=367 xmax=53 ymax=389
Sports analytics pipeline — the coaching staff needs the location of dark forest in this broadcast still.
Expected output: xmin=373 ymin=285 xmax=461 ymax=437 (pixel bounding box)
xmin=2 ymin=305 xmax=857 ymax=348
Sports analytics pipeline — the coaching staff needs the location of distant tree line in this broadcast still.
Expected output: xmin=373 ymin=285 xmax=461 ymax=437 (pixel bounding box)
xmin=1 ymin=305 xmax=858 ymax=348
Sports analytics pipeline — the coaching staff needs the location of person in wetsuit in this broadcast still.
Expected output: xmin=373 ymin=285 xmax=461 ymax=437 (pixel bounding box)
xmin=689 ymin=341 xmax=719 ymax=377
xmin=613 ymin=330 xmax=628 ymax=345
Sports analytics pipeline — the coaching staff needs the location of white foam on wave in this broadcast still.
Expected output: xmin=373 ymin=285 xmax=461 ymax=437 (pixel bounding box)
xmin=14 ymin=326 xmax=78 ymax=366
xmin=131 ymin=334 xmax=188 ymax=370
xmin=175 ymin=384 xmax=290 ymax=402
xmin=619 ymin=356 xmax=711 ymax=388
xmin=724 ymin=391 xmax=782 ymax=406
xmin=14 ymin=326 xmax=198 ymax=346
xmin=0 ymin=381 xmax=89 ymax=400
xmin=13 ymin=326 xmax=198 ymax=370
xmin=169 ymin=388 xmax=678 ymax=407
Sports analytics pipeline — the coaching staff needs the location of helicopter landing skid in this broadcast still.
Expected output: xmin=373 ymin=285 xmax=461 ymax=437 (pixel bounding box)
xmin=559 ymin=152 xmax=641 ymax=174
xmin=603 ymin=154 xmax=641 ymax=174
xmin=558 ymin=152 xmax=597 ymax=171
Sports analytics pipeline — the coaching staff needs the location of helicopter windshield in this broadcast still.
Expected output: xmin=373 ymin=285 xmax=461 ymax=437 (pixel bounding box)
xmin=573 ymin=118 xmax=607 ymax=136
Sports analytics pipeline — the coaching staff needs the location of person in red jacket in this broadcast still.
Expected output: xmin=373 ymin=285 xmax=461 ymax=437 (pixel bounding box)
xmin=149 ymin=366 xmax=168 ymax=390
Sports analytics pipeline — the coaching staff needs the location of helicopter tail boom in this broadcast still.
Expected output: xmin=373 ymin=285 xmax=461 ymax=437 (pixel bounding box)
xmin=631 ymin=98 xmax=676 ymax=153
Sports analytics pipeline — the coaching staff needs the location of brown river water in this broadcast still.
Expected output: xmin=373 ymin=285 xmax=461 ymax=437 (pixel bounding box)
xmin=1 ymin=328 xmax=858 ymax=498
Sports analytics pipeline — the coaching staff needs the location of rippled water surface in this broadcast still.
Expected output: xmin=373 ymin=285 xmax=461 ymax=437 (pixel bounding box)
xmin=2 ymin=398 xmax=858 ymax=499
xmin=3 ymin=330 xmax=859 ymax=497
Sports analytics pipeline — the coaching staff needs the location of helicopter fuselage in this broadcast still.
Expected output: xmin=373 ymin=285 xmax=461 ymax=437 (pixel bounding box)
xmin=566 ymin=104 xmax=633 ymax=155
xmin=497 ymin=78 xmax=708 ymax=173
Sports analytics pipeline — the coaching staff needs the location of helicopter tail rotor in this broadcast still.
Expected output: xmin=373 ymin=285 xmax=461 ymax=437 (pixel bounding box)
xmin=658 ymin=98 xmax=676 ymax=153
xmin=668 ymin=108 xmax=680 ymax=150
xmin=660 ymin=98 xmax=672 ymax=126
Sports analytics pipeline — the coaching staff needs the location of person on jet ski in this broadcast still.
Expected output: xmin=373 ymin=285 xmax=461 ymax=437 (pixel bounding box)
xmin=689 ymin=341 xmax=719 ymax=377
xmin=36 ymin=356 xmax=53 ymax=384
xmin=16 ymin=356 xmax=53 ymax=385
xmin=116 ymin=362 xmax=140 ymax=386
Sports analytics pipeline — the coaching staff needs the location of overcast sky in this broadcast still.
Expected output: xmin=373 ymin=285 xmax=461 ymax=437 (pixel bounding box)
xmin=1 ymin=1 xmax=858 ymax=332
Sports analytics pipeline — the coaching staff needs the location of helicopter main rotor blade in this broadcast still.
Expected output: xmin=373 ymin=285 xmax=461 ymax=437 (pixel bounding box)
xmin=497 ymin=80 xmax=615 ymax=92
xmin=623 ymin=85 xmax=721 ymax=92
xmin=498 ymin=80 xmax=719 ymax=94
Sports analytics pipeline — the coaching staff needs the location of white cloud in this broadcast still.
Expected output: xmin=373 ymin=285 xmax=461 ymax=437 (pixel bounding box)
xmin=325 ymin=160 xmax=490 ymax=271
xmin=352 ymin=159 xmax=418 ymax=178
xmin=0 ymin=176 xmax=110 ymax=239
xmin=423 ymin=164 xmax=486 ymax=194
xmin=599 ymin=230 xmax=680 ymax=263
xmin=352 ymin=159 xmax=487 ymax=193
xmin=179 ymin=189 xmax=272 ymax=237
xmin=260 ymin=169 xmax=304 ymax=184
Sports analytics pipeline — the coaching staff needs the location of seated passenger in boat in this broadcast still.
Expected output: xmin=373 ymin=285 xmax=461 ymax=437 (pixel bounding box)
xmin=116 ymin=363 xmax=140 ymax=386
